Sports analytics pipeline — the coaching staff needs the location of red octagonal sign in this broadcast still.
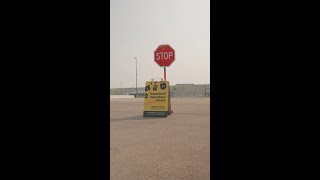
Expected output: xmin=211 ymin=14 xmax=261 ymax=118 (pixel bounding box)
xmin=154 ymin=44 xmax=175 ymax=67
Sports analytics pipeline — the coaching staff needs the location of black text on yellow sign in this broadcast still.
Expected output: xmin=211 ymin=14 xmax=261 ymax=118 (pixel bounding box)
xmin=144 ymin=81 xmax=169 ymax=112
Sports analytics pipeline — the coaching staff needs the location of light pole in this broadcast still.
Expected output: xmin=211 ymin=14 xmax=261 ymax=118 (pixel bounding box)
xmin=134 ymin=57 xmax=138 ymax=97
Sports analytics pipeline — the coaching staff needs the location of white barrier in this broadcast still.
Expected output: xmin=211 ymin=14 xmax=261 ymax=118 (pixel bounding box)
xmin=110 ymin=95 xmax=135 ymax=99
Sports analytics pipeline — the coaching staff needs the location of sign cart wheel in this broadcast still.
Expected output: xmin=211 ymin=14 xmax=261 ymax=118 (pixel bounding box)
xmin=163 ymin=112 xmax=168 ymax=118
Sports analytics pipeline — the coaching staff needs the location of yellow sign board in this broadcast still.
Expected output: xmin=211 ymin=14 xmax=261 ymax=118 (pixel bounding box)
xmin=144 ymin=81 xmax=169 ymax=112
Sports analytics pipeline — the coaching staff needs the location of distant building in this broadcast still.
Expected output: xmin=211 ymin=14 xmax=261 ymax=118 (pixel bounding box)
xmin=205 ymin=90 xmax=210 ymax=97
xmin=110 ymin=84 xmax=210 ymax=97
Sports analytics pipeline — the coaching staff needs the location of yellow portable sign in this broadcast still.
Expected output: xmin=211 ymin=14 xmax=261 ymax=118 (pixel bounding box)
xmin=143 ymin=81 xmax=172 ymax=117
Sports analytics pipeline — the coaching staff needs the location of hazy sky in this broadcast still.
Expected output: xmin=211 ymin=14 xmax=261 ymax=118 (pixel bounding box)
xmin=110 ymin=0 xmax=210 ymax=88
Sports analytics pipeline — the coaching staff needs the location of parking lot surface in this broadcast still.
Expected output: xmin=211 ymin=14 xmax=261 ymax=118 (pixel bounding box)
xmin=110 ymin=98 xmax=210 ymax=180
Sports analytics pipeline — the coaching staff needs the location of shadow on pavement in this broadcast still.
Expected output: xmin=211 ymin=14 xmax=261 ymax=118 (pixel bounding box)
xmin=110 ymin=115 xmax=165 ymax=122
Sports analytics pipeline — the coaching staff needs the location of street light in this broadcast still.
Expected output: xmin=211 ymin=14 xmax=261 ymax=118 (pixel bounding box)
xmin=133 ymin=57 xmax=138 ymax=97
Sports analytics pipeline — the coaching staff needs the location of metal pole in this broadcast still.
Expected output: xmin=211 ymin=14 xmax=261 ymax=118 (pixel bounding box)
xmin=164 ymin=67 xmax=166 ymax=81
xmin=134 ymin=57 xmax=138 ymax=97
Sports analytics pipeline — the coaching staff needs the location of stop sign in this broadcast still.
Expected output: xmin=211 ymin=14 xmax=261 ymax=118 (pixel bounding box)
xmin=154 ymin=45 xmax=175 ymax=67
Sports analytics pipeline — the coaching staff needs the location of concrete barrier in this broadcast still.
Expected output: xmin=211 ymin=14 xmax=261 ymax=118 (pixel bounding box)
xmin=110 ymin=95 xmax=135 ymax=99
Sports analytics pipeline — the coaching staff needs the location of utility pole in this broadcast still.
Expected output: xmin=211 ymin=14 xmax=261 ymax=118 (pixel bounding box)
xmin=134 ymin=57 xmax=138 ymax=97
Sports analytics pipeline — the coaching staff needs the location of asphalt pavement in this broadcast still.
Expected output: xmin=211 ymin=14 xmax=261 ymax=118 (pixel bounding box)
xmin=110 ymin=97 xmax=210 ymax=180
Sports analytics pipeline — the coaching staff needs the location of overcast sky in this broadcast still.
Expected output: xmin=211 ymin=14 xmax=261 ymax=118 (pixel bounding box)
xmin=110 ymin=0 xmax=210 ymax=88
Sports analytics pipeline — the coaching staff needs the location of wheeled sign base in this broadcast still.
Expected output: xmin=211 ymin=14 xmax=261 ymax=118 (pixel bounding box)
xmin=143 ymin=111 xmax=168 ymax=117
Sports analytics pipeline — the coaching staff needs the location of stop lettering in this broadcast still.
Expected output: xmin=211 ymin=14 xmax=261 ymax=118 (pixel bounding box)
xmin=155 ymin=52 xmax=174 ymax=60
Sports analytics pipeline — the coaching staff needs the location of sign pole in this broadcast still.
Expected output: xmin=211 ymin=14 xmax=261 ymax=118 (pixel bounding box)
xmin=164 ymin=67 xmax=166 ymax=81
